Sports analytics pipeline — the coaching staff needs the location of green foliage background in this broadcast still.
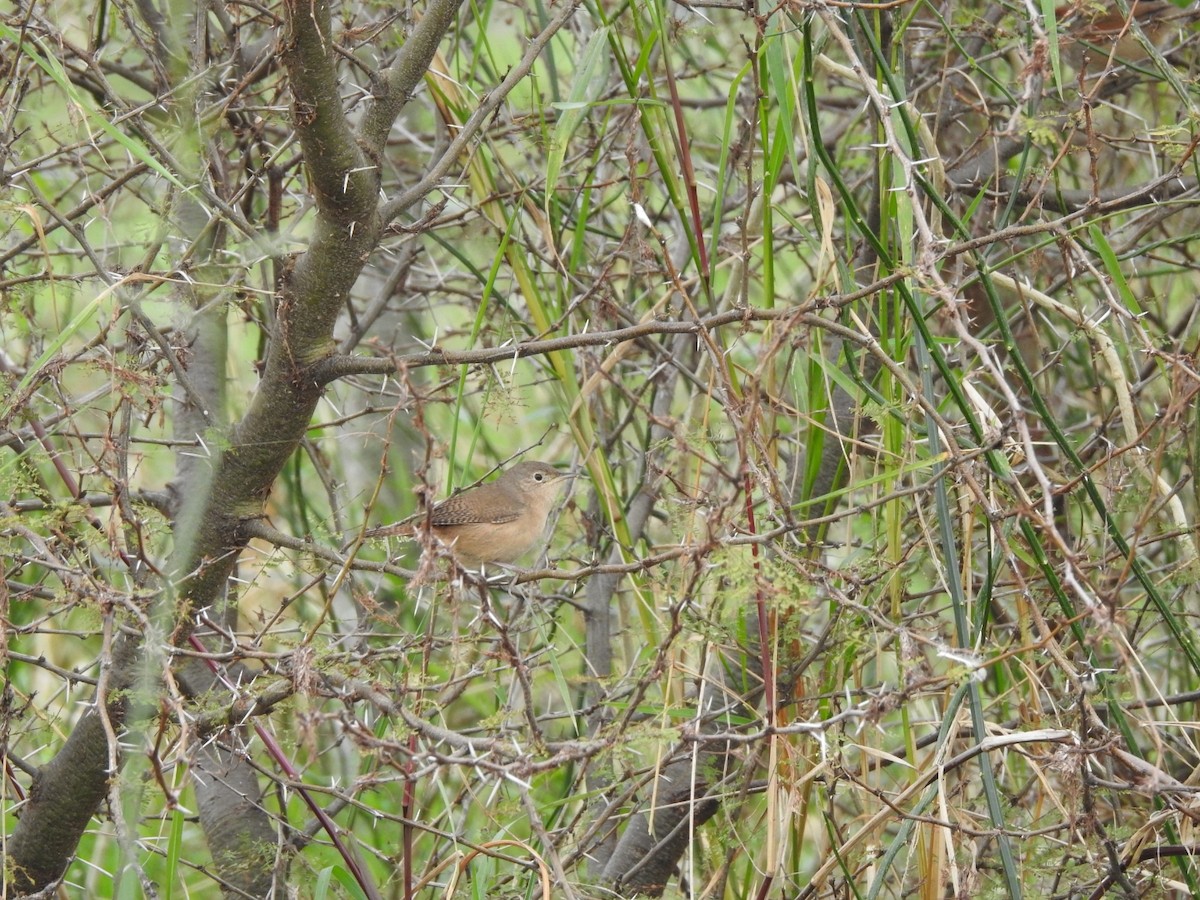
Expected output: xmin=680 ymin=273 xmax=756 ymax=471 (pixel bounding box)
xmin=3 ymin=0 xmax=1200 ymax=896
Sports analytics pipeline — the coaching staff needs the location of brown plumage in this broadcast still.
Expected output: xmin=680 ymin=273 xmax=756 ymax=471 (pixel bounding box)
xmin=363 ymin=461 xmax=568 ymax=567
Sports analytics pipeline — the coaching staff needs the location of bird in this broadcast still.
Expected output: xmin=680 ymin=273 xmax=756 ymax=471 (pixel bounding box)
xmin=359 ymin=461 xmax=570 ymax=568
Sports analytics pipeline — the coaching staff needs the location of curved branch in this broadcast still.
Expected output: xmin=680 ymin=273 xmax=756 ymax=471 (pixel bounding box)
xmin=359 ymin=0 xmax=465 ymax=154
xmin=973 ymin=173 xmax=1200 ymax=215
xmin=310 ymin=308 xmax=798 ymax=383
xmin=282 ymin=0 xmax=378 ymax=219
xmin=379 ymin=0 xmax=582 ymax=222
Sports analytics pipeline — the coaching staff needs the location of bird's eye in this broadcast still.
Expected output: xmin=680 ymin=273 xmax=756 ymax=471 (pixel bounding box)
xmin=534 ymin=472 xmax=545 ymax=482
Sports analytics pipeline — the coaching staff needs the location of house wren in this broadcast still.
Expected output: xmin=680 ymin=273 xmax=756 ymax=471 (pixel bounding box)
xmin=363 ymin=461 xmax=569 ymax=567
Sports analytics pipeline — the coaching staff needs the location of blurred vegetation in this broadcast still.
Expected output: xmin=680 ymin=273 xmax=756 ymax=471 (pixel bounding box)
xmin=2 ymin=0 xmax=1200 ymax=897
